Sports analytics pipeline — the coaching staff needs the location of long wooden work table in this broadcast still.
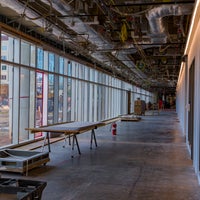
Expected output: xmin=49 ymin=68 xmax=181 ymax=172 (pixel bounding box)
xmin=27 ymin=121 xmax=105 ymax=157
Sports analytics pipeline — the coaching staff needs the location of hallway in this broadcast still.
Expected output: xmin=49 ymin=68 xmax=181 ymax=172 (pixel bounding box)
xmin=2 ymin=111 xmax=200 ymax=200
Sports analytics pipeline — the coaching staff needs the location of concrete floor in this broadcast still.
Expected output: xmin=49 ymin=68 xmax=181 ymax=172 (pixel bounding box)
xmin=2 ymin=110 xmax=200 ymax=200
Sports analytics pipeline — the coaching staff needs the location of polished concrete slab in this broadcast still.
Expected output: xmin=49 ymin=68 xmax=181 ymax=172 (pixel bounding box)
xmin=2 ymin=111 xmax=200 ymax=200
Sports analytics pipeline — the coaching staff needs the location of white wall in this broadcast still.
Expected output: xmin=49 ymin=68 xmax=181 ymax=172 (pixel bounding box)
xmin=176 ymin=1 xmax=200 ymax=183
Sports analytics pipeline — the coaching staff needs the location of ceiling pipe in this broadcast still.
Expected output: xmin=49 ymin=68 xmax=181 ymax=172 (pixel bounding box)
xmin=40 ymin=0 xmax=146 ymax=82
xmin=0 ymin=0 xmax=158 ymax=86
xmin=41 ymin=0 xmax=112 ymax=49
xmin=0 ymin=0 xmax=110 ymax=70
xmin=0 ymin=0 xmax=70 ymax=41
xmin=110 ymin=1 xmax=195 ymax=7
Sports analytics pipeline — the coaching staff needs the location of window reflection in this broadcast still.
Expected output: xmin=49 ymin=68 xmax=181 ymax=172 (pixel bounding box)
xmin=35 ymin=72 xmax=43 ymax=129
xmin=0 ymin=64 xmax=12 ymax=145
xmin=48 ymin=74 xmax=54 ymax=124
xmin=0 ymin=31 xmax=154 ymax=149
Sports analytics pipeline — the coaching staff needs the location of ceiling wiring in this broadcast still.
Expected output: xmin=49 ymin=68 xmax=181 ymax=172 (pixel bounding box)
xmin=0 ymin=0 xmax=194 ymax=92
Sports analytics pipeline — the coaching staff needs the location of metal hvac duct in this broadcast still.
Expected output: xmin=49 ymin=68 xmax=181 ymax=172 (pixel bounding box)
xmin=40 ymin=0 xmax=146 ymax=80
xmin=146 ymin=4 xmax=193 ymax=43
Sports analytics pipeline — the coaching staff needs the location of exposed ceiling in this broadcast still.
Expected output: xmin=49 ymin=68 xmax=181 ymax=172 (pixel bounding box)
xmin=0 ymin=0 xmax=195 ymax=94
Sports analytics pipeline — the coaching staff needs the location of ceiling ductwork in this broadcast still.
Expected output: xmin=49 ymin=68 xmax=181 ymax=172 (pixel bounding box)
xmin=0 ymin=0 xmax=195 ymax=93
xmin=40 ymin=0 xmax=146 ymax=83
xmin=40 ymin=0 xmax=112 ymax=49
xmin=0 ymin=0 xmax=78 ymax=50
xmin=146 ymin=4 xmax=193 ymax=43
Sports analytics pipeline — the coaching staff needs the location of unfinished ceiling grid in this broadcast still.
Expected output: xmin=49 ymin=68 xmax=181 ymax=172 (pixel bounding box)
xmin=0 ymin=0 xmax=195 ymax=93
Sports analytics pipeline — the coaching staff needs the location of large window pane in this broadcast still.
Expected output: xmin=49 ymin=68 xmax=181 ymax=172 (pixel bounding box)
xmin=1 ymin=34 xmax=9 ymax=61
xmin=30 ymin=45 xmax=36 ymax=67
xmin=21 ymin=41 xmax=30 ymax=65
xmin=14 ymin=38 xmax=20 ymax=63
xmin=58 ymin=57 xmax=64 ymax=121
xmin=59 ymin=57 xmax=64 ymax=74
xmin=1 ymin=33 xmax=17 ymax=62
xmin=36 ymin=72 xmax=43 ymax=128
xmin=48 ymin=74 xmax=54 ymax=124
xmin=29 ymin=70 xmax=35 ymax=140
xmin=37 ymin=48 xmax=44 ymax=69
xmin=67 ymin=62 xmax=72 ymax=121
xmin=0 ymin=64 xmax=12 ymax=146
xmin=59 ymin=76 xmax=64 ymax=122
xmin=49 ymin=53 xmax=54 ymax=72
xmin=12 ymin=67 xmax=20 ymax=144
xmin=19 ymin=67 xmax=30 ymax=142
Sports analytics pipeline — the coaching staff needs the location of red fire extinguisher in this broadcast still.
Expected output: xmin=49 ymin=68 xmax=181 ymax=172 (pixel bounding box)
xmin=111 ymin=122 xmax=117 ymax=135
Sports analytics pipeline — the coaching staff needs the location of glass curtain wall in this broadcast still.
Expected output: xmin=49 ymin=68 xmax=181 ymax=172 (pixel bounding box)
xmin=0 ymin=30 xmax=154 ymax=148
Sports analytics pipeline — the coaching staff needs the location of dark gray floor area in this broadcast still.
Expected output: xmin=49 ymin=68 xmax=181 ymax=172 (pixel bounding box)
xmin=2 ymin=111 xmax=200 ymax=200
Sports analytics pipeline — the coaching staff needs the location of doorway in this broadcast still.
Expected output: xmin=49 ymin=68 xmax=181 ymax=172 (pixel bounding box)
xmin=188 ymin=59 xmax=195 ymax=159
